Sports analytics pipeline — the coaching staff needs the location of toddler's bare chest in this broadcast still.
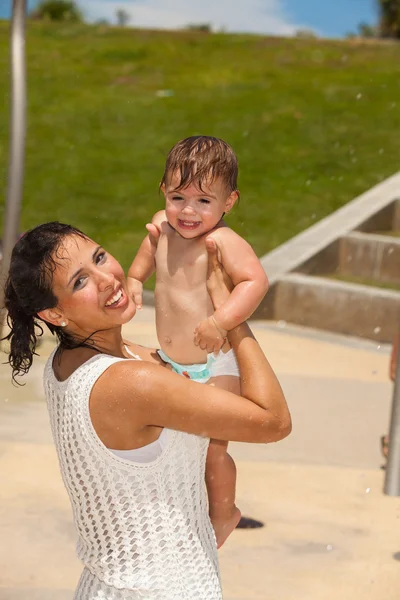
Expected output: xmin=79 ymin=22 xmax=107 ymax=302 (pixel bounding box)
xmin=155 ymin=235 xmax=208 ymax=287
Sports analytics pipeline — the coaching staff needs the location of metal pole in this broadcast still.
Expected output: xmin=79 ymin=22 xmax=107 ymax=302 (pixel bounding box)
xmin=384 ymin=331 xmax=400 ymax=496
xmin=0 ymin=0 xmax=27 ymax=342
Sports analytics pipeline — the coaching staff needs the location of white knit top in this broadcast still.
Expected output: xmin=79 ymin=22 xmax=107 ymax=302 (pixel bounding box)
xmin=44 ymin=349 xmax=222 ymax=599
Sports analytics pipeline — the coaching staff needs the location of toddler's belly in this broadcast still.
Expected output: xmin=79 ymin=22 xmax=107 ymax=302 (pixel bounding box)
xmin=157 ymin=317 xmax=208 ymax=364
xmin=155 ymin=290 xmax=211 ymax=365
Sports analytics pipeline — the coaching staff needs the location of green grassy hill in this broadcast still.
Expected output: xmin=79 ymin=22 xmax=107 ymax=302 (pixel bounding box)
xmin=1 ymin=22 xmax=400 ymax=274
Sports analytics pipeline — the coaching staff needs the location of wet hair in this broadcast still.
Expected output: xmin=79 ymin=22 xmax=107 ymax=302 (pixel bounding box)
xmin=160 ymin=136 xmax=238 ymax=195
xmin=2 ymin=221 xmax=91 ymax=383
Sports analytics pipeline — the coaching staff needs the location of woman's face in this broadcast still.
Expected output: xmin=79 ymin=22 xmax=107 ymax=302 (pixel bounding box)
xmin=50 ymin=234 xmax=135 ymax=335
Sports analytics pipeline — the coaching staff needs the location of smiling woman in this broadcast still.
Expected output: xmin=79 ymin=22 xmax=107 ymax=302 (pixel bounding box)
xmin=2 ymin=220 xmax=291 ymax=599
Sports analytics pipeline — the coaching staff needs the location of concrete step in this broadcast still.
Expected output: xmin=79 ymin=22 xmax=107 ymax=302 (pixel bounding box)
xmin=338 ymin=231 xmax=400 ymax=285
xmin=268 ymin=272 xmax=400 ymax=343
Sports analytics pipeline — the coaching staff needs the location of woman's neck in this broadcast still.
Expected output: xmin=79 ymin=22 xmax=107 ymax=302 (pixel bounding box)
xmin=66 ymin=325 xmax=129 ymax=358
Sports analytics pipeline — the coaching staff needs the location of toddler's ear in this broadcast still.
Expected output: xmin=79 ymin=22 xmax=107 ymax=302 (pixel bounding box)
xmin=225 ymin=190 xmax=239 ymax=213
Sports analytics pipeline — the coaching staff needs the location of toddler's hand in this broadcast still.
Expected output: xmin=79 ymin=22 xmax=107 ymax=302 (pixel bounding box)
xmin=194 ymin=316 xmax=227 ymax=354
xmin=127 ymin=277 xmax=144 ymax=310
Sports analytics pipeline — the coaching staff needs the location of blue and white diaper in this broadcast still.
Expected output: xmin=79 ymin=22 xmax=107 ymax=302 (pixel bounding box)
xmin=158 ymin=348 xmax=239 ymax=383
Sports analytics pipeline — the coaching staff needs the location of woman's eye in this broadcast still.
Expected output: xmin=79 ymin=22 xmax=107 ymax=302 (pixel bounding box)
xmin=96 ymin=251 xmax=106 ymax=264
xmin=73 ymin=276 xmax=86 ymax=290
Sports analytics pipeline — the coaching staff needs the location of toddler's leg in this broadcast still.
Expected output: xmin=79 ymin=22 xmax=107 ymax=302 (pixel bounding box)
xmin=206 ymin=375 xmax=241 ymax=548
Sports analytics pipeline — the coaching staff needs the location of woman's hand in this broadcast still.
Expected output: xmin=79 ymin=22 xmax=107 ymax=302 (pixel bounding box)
xmin=205 ymin=237 xmax=233 ymax=310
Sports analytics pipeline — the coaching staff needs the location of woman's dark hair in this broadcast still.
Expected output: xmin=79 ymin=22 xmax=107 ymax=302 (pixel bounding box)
xmin=2 ymin=221 xmax=89 ymax=383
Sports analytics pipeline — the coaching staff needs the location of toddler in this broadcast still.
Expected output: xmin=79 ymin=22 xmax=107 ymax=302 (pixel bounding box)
xmin=128 ymin=136 xmax=269 ymax=547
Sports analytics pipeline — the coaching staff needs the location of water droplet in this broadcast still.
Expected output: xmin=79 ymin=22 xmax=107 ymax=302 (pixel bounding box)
xmin=306 ymin=180 xmax=311 ymax=186
xmin=326 ymin=544 xmax=333 ymax=551
xmin=374 ymin=326 xmax=381 ymax=334
xmin=277 ymin=320 xmax=287 ymax=328
xmin=366 ymin=488 xmax=371 ymax=493
xmin=356 ymin=93 xmax=362 ymax=100
xmin=377 ymin=345 xmax=381 ymax=350
xmin=379 ymin=148 xmax=384 ymax=154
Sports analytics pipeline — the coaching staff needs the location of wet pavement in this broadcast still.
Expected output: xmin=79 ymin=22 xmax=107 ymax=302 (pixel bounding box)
xmin=0 ymin=309 xmax=398 ymax=600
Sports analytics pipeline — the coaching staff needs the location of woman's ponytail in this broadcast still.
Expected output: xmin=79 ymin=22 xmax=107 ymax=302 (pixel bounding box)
xmin=2 ymin=277 xmax=43 ymax=383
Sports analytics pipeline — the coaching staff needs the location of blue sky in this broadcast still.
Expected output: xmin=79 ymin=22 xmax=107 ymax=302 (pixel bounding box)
xmin=0 ymin=0 xmax=378 ymax=38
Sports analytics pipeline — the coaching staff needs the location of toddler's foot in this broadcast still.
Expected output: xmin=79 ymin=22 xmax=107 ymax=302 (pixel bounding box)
xmin=211 ymin=506 xmax=242 ymax=549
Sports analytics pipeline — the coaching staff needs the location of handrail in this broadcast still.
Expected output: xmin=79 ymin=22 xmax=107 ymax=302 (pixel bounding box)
xmin=0 ymin=0 xmax=27 ymax=340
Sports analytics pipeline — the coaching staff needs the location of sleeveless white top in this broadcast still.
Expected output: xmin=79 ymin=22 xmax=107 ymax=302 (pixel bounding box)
xmin=44 ymin=348 xmax=221 ymax=599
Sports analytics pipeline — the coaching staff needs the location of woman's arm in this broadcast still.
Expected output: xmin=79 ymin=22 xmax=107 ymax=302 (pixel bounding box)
xmin=91 ymin=321 xmax=290 ymax=446
xmin=91 ymin=240 xmax=290 ymax=447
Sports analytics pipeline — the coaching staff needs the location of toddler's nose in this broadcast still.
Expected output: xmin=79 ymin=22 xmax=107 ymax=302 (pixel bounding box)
xmin=182 ymin=204 xmax=196 ymax=215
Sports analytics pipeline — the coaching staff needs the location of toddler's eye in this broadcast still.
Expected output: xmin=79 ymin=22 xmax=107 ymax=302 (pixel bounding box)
xmin=200 ymin=198 xmax=210 ymax=204
xmin=172 ymin=196 xmax=183 ymax=201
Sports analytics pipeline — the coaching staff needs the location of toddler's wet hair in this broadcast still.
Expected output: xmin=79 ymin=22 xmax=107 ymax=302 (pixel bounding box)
xmin=160 ymin=136 xmax=238 ymax=194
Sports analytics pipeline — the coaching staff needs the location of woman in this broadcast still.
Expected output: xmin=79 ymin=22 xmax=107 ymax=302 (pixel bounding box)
xmin=3 ymin=222 xmax=291 ymax=600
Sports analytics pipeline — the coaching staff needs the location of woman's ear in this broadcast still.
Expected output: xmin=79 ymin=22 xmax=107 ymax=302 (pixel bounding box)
xmin=37 ymin=308 xmax=67 ymax=328
xmin=224 ymin=190 xmax=239 ymax=214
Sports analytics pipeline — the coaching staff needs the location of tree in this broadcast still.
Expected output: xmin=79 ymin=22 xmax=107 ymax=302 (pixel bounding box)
xmin=184 ymin=23 xmax=212 ymax=33
xmin=378 ymin=0 xmax=400 ymax=38
xmin=116 ymin=9 xmax=131 ymax=27
xmin=357 ymin=21 xmax=377 ymax=37
xmin=30 ymin=0 xmax=83 ymax=22
xmin=294 ymin=28 xmax=318 ymax=39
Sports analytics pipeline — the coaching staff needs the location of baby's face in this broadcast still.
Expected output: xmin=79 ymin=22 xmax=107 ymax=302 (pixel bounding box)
xmin=163 ymin=173 xmax=237 ymax=239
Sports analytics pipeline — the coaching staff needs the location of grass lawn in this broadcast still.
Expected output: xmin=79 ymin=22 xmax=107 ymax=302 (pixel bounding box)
xmin=1 ymin=22 xmax=400 ymax=283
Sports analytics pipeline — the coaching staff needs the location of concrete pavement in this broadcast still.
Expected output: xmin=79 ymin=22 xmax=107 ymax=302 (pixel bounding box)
xmin=0 ymin=308 xmax=398 ymax=600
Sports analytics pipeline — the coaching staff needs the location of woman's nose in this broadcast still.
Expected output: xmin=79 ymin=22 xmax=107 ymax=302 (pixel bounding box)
xmin=98 ymin=270 xmax=115 ymax=291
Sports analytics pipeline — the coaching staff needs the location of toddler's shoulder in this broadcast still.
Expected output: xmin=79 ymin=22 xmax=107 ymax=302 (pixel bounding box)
xmin=208 ymin=224 xmax=247 ymax=247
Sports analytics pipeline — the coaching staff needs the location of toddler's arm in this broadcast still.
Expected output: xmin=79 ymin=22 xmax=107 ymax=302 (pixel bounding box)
xmin=195 ymin=228 xmax=268 ymax=352
xmin=127 ymin=210 xmax=165 ymax=309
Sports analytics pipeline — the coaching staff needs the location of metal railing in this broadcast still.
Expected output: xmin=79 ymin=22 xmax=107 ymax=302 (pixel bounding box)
xmin=0 ymin=0 xmax=26 ymax=340
xmin=384 ymin=332 xmax=400 ymax=496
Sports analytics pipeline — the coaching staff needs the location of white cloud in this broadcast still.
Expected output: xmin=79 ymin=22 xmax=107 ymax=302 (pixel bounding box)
xmin=78 ymin=0 xmax=305 ymax=36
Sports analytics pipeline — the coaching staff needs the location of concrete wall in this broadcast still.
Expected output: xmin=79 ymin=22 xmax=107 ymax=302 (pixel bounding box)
xmin=339 ymin=232 xmax=400 ymax=285
xmin=271 ymin=273 xmax=400 ymax=343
